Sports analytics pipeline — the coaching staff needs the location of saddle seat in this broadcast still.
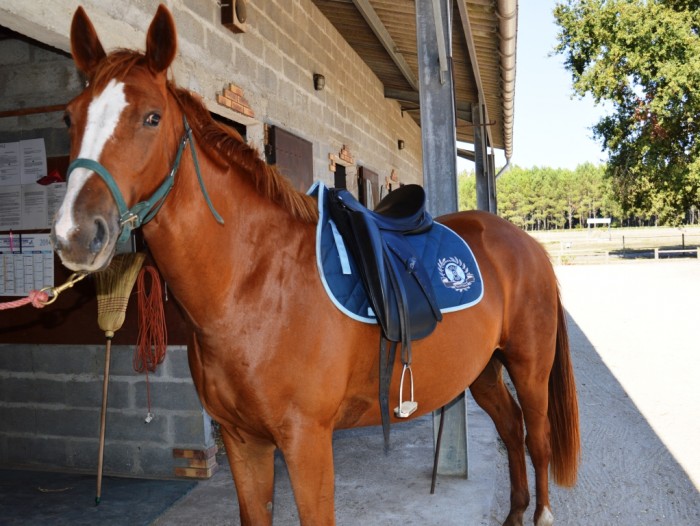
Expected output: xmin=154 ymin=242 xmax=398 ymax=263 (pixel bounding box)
xmin=327 ymin=185 xmax=442 ymax=348
xmin=328 ymin=184 xmax=443 ymax=434
xmin=367 ymin=184 xmax=433 ymax=234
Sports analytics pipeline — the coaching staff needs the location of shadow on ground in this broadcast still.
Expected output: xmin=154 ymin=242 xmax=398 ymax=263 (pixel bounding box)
xmin=0 ymin=469 xmax=195 ymax=526
xmin=490 ymin=313 xmax=700 ymax=525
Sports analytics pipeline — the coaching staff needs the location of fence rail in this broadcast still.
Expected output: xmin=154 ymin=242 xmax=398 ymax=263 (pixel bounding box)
xmin=532 ymin=228 xmax=700 ymax=265
xmin=654 ymin=247 xmax=700 ymax=259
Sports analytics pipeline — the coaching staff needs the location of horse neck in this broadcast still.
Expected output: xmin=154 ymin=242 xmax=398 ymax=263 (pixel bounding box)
xmin=142 ymin=140 xmax=315 ymax=328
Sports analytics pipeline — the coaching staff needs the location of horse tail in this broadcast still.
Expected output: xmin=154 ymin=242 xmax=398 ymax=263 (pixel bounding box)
xmin=548 ymin=290 xmax=580 ymax=487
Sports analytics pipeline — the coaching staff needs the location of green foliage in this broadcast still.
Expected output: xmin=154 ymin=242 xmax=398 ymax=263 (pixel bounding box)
xmin=458 ymin=164 xmax=624 ymax=230
xmin=458 ymin=171 xmax=477 ymax=211
xmin=553 ymin=0 xmax=700 ymax=225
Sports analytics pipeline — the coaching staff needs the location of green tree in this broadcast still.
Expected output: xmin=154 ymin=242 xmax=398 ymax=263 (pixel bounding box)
xmin=553 ymin=0 xmax=700 ymax=225
xmin=457 ymin=170 xmax=477 ymax=210
xmin=494 ymin=164 xmax=616 ymax=230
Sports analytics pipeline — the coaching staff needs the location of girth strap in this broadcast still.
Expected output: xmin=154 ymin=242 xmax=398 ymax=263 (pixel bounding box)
xmin=379 ymin=336 xmax=398 ymax=451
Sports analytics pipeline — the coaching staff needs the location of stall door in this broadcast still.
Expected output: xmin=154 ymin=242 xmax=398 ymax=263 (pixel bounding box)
xmin=265 ymin=126 xmax=313 ymax=192
xmin=358 ymin=166 xmax=379 ymax=209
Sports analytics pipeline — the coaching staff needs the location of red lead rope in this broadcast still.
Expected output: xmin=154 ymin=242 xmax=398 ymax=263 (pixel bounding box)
xmin=133 ymin=266 xmax=167 ymax=417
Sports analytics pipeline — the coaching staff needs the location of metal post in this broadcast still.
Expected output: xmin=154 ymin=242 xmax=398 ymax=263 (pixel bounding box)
xmin=474 ymin=103 xmax=489 ymax=212
xmin=488 ymin=151 xmax=497 ymax=213
xmin=416 ymin=0 xmax=468 ymax=478
xmin=416 ymin=0 xmax=458 ymax=215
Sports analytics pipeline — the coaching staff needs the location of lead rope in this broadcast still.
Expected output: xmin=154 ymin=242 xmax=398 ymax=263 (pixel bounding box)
xmin=0 ymin=290 xmax=49 ymax=310
xmin=0 ymin=272 xmax=88 ymax=310
xmin=133 ymin=266 xmax=167 ymax=422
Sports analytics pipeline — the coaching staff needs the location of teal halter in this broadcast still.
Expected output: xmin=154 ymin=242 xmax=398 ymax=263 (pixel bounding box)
xmin=67 ymin=116 xmax=224 ymax=245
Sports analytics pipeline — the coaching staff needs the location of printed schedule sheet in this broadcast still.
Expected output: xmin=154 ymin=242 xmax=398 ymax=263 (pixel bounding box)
xmin=0 ymin=233 xmax=54 ymax=297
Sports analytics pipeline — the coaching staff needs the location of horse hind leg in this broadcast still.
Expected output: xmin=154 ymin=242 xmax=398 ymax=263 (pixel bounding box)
xmin=470 ymin=356 xmax=529 ymax=526
xmin=220 ymin=426 xmax=276 ymax=526
xmin=504 ymin=353 xmax=556 ymax=526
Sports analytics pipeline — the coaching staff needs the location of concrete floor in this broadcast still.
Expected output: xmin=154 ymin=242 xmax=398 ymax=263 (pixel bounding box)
xmin=155 ymin=259 xmax=700 ymax=526
xmin=154 ymin=397 xmax=502 ymax=526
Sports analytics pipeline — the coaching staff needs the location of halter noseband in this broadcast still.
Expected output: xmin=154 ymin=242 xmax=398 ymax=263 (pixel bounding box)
xmin=67 ymin=116 xmax=224 ymax=246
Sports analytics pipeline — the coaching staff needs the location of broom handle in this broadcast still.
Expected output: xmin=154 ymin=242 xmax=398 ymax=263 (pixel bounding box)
xmin=96 ymin=335 xmax=113 ymax=505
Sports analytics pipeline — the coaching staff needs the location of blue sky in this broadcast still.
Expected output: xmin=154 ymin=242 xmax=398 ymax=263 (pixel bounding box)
xmin=460 ymin=1 xmax=609 ymax=172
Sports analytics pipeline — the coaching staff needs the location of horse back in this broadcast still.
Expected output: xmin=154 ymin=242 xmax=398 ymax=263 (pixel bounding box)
xmin=437 ymin=210 xmax=559 ymax=339
xmin=438 ymin=209 xmax=553 ymax=282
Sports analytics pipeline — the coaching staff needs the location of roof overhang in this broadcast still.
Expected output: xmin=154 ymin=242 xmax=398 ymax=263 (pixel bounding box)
xmin=311 ymin=0 xmax=517 ymax=160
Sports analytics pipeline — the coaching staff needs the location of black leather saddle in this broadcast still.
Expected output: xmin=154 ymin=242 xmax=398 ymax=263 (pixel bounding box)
xmin=328 ymin=185 xmax=443 ymax=444
xmin=328 ymin=185 xmax=442 ymax=343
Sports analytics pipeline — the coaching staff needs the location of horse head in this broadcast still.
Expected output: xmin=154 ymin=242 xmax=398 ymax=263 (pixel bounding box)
xmin=52 ymin=4 xmax=180 ymax=272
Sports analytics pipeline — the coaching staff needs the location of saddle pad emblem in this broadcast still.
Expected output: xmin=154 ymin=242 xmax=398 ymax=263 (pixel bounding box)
xmin=438 ymin=256 xmax=475 ymax=292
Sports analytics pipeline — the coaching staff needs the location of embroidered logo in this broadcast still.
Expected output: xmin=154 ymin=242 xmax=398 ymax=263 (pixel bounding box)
xmin=438 ymin=257 xmax=475 ymax=292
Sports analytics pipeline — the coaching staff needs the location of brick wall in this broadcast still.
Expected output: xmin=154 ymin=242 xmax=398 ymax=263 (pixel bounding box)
xmin=0 ymin=36 xmax=81 ymax=153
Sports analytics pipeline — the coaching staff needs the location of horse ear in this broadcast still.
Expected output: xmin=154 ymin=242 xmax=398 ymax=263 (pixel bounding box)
xmin=70 ymin=6 xmax=106 ymax=75
xmin=145 ymin=4 xmax=177 ymax=74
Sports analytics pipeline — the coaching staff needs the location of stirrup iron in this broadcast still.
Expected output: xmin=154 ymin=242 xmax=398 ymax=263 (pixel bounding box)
xmin=394 ymin=364 xmax=417 ymax=418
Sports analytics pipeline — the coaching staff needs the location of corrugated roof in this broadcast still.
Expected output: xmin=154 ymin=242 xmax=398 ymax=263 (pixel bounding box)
xmin=311 ymin=0 xmax=517 ymax=159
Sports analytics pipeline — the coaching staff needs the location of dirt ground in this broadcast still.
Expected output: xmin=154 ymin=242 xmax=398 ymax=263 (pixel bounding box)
xmin=489 ymin=260 xmax=700 ymax=525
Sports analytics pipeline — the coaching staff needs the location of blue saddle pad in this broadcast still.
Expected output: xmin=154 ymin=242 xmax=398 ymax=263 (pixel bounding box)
xmin=309 ymin=182 xmax=484 ymax=324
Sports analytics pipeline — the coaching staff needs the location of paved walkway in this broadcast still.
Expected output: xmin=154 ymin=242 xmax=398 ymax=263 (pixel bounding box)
xmin=155 ymin=395 xmax=501 ymax=525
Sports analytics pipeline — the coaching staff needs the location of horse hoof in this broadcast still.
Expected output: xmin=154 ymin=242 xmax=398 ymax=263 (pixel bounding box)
xmin=502 ymin=512 xmax=524 ymax=526
xmin=535 ymin=506 xmax=554 ymax=526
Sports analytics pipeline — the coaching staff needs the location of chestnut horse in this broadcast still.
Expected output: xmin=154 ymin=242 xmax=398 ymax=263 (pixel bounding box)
xmin=52 ymin=5 xmax=579 ymax=526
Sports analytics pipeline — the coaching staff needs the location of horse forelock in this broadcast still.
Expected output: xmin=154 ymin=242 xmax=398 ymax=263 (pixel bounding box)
xmin=88 ymin=50 xmax=145 ymax=92
xmin=169 ymin=86 xmax=319 ymax=224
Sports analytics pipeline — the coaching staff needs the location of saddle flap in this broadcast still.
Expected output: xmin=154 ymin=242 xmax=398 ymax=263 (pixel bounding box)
xmin=327 ymin=188 xmax=441 ymax=344
xmin=382 ymin=232 xmax=441 ymax=341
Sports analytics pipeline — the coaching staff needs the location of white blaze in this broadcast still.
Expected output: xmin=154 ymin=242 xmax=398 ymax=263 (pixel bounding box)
xmin=54 ymin=79 xmax=128 ymax=239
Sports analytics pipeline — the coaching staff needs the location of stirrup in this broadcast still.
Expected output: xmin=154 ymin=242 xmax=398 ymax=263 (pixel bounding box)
xmin=394 ymin=364 xmax=418 ymax=418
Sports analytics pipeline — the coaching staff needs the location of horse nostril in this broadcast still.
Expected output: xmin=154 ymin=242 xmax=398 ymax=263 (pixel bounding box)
xmin=50 ymin=230 xmax=64 ymax=252
xmin=89 ymin=218 xmax=108 ymax=254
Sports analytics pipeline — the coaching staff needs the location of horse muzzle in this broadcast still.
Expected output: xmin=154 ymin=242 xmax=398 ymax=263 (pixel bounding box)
xmin=51 ymin=211 xmax=119 ymax=272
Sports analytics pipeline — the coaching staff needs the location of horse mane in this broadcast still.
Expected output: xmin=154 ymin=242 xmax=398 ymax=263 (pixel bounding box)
xmin=170 ymin=86 xmax=318 ymax=223
xmin=89 ymin=50 xmax=318 ymax=224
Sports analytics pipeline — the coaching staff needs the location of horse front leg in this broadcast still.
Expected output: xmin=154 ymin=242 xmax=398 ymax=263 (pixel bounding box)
xmin=279 ymin=422 xmax=336 ymax=526
xmin=220 ymin=426 xmax=276 ymax=526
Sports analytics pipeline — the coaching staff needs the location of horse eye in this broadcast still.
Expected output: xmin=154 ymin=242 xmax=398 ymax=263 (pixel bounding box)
xmin=144 ymin=113 xmax=161 ymax=127
xmin=63 ymin=113 xmax=71 ymax=128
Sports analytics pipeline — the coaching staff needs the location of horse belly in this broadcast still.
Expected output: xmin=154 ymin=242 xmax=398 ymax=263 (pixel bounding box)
xmin=334 ymin=304 xmax=501 ymax=430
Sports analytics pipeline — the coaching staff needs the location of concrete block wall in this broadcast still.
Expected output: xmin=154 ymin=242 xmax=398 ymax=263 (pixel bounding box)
xmin=0 ymin=36 xmax=82 ymax=154
xmin=0 ymin=0 xmax=427 ymax=477
xmin=0 ymin=0 xmax=424 ymax=188
xmin=0 ymin=344 xmax=214 ymax=478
